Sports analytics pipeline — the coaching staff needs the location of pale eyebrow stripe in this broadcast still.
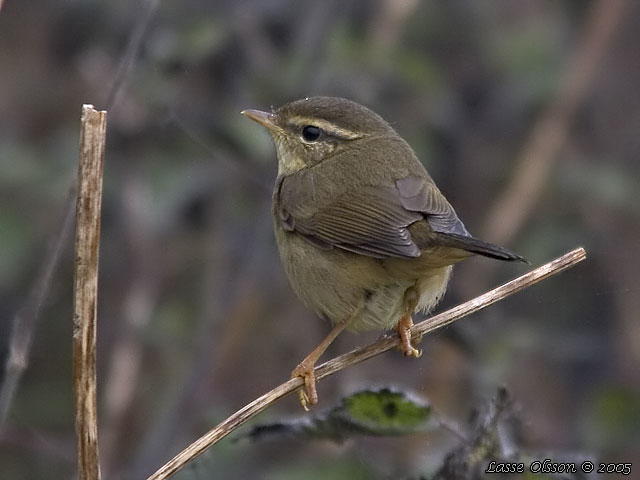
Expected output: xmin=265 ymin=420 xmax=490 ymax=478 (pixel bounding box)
xmin=286 ymin=116 xmax=364 ymax=140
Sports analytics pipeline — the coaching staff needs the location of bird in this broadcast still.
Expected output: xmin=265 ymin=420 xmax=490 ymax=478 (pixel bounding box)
xmin=242 ymin=96 xmax=525 ymax=409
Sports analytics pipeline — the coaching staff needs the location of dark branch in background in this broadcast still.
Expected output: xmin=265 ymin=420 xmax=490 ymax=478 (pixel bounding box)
xmin=455 ymin=0 xmax=625 ymax=301
xmin=0 ymin=0 xmax=157 ymax=436
xmin=100 ymin=171 xmax=161 ymax=476
xmin=0 ymin=190 xmax=75 ymax=431
xmin=126 ymin=193 xmax=275 ymax=479
xmin=105 ymin=0 xmax=159 ymax=111
xmin=482 ymin=0 xmax=626 ymax=245
xmin=73 ymin=104 xmax=107 ymax=480
xmin=147 ymin=247 xmax=587 ymax=480
xmin=168 ymin=111 xmax=272 ymax=192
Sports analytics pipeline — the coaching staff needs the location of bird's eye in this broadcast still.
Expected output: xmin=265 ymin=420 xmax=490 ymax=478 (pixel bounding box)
xmin=301 ymin=125 xmax=323 ymax=142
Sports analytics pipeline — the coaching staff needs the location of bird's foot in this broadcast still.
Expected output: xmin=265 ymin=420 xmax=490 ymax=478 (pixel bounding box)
xmin=397 ymin=314 xmax=422 ymax=358
xmin=291 ymin=359 xmax=318 ymax=410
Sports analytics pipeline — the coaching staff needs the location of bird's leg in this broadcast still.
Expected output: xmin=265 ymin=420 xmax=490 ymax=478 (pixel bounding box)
xmin=291 ymin=309 xmax=358 ymax=410
xmin=397 ymin=286 xmax=422 ymax=358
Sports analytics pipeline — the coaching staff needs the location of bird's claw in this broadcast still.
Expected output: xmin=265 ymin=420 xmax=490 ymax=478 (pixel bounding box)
xmin=291 ymin=361 xmax=318 ymax=410
xmin=402 ymin=343 xmax=422 ymax=358
xmin=398 ymin=315 xmax=423 ymax=358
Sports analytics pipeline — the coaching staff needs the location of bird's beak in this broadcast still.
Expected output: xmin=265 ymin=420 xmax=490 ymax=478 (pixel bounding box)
xmin=241 ymin=109 xmax=278 ymax=133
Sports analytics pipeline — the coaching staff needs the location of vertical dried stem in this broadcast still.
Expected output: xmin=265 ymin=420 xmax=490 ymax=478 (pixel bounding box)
xmin=0 ymin=0 xmax=155 ymax=434
xmin=74 ymin=104 xmax=107 ymax=480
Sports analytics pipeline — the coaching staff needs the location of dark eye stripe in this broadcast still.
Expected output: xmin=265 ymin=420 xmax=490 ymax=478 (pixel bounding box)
xmin=301 ymin=125 xmax=323 ymax=142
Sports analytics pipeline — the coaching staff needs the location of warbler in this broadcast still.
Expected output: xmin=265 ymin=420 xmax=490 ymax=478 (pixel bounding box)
xmin=242 ymin=97 xmax=524 ymax=409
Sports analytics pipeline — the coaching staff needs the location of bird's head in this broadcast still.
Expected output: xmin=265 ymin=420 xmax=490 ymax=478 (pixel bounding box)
xmin=242 ymin=96 xmax=394 ymax=175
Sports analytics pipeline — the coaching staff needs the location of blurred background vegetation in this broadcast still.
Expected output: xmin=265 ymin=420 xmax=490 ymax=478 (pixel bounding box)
xmin=1 ymin=0 xmax=639 ymax=478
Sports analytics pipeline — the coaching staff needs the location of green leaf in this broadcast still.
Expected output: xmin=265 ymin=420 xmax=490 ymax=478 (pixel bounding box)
xmin=334 ymin=387 xmax=434 ymax=435
xmin=238 ymin=387 xmax=438 ymax=443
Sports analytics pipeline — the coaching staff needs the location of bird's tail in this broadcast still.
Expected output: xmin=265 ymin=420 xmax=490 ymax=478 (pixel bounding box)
xmin=436 ymin=233 xmax=528 ymax=263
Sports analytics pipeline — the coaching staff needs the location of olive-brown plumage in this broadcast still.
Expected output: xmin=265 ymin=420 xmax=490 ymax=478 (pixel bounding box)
xmin=242 ymin=96 xmax=524 ymax=408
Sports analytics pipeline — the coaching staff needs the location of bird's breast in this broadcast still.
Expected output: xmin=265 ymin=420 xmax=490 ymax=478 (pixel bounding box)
xmin=272 ymin=220 xmax=453 ymax=332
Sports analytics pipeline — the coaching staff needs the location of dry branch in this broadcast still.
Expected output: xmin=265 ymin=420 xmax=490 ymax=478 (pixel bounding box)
xmin=73 ymin=104 xmax=107 ymax=480
xmin=148 ymin=247 xmax=587 ymax=480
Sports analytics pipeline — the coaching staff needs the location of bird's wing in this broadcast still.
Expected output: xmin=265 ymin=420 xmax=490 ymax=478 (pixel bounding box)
xmin=394 ymin=175 xmax=470 ymax=236
xmin=277 ymin=173 xmax=469 ymax=259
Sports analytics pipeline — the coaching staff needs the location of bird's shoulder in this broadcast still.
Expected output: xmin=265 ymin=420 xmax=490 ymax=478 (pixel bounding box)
xmin=277 ymin=135 xmax=432 ymax=208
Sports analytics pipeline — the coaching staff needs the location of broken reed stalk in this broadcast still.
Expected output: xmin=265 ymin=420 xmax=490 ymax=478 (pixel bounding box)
xmin=74 ymin=105 xmax=107 ymax=480
xmin=148 ymin=246 xmax=587 ymax=480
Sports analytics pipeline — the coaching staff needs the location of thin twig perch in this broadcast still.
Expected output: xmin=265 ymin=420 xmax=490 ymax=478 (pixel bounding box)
xmin=74 ymin=104 xmax=107 ymax=480
xmin=148 ymin=247 xmax=587 ymax=480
